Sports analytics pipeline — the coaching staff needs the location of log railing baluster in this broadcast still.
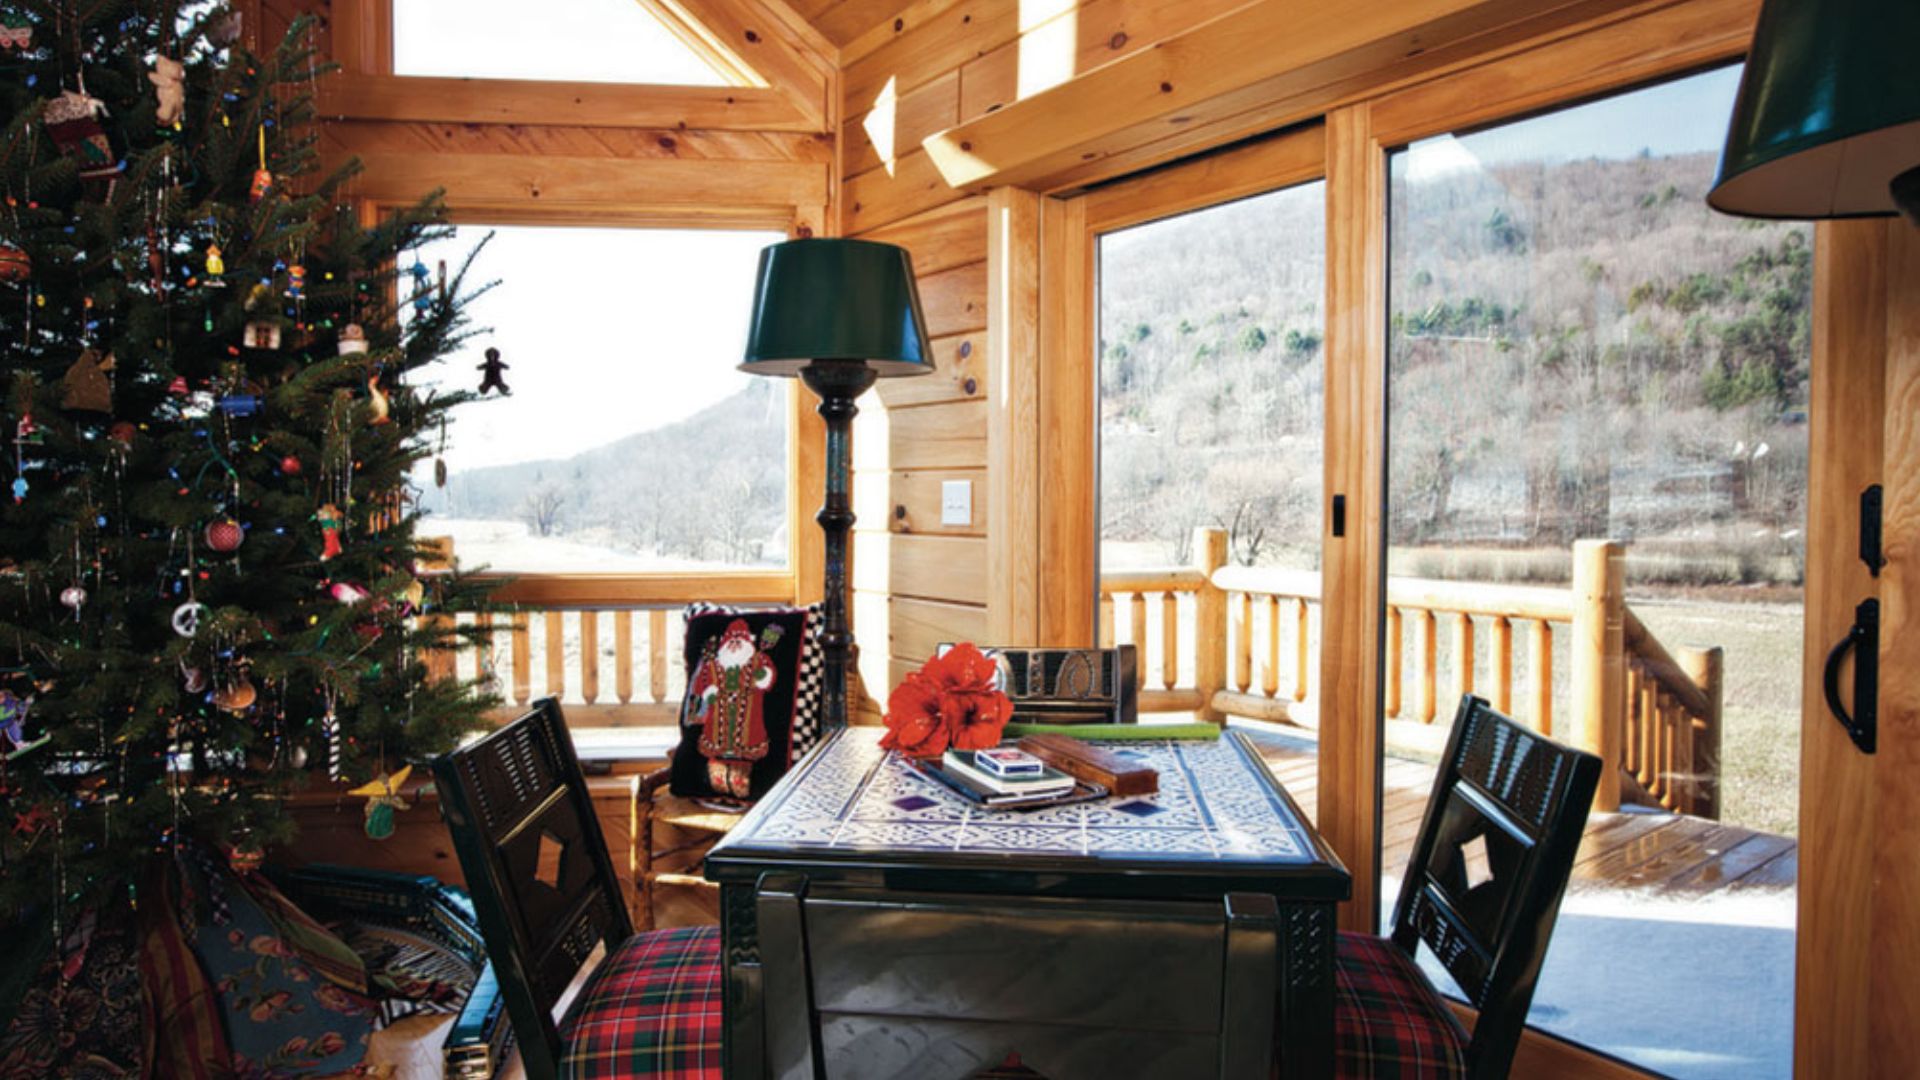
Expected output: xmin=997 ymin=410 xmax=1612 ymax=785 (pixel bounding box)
xmin=649 ymin=610 xmax=669 ymax=704
xmin=1491 ymin=615 xmax=1512 ymax=714
xmin=1293 ymin=598 xmax=1310 ymax=703
xmin=1385 ymin=607 xmax=1402 ymax=718
xmin=1162 ymin=592 xmax=1180 ymax=691
xmin=1263 ymin=595 xmax=1281 ymax=699
xmin=580 ymin=611 xmax=600 ymax=705
xmin=1418 ymin=609 xmax=1438 ymax=724
xmin=614 ymin=611 xmax=633 ymax=705
xmin=1234 ymin=591 xmax=1252 ymax=694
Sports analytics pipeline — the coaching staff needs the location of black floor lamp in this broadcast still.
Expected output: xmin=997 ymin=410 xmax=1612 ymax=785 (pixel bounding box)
xmin=741 ymin=238 xmax=934 ymax=729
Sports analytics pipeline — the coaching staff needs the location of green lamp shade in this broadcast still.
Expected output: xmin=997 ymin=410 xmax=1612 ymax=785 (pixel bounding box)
xmin=740 ymin=238 xmax=935 ymax=377
xmin=1708 ymin=0 xmax=1920 ymax=219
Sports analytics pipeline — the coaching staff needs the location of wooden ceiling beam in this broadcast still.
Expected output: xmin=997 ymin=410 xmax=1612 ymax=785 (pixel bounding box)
xmin=920 ymin=0 xmax=1679 ymax=192
xmin=331 ymin=148 xmax=828 ymax=213
xmin=319 ymin=76 xmax=821 ymax=132
xmin=642 ymin=0 xmax=836 ymax=128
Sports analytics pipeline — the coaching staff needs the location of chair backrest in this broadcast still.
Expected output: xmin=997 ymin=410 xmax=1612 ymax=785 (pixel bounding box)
xmin=1389 ymin=694 xmax=1602 ymax=1079
xmin=955 ymin=644 xmax=1139 ymax=724
xmin=432 ymin=697 xmax=634 ymax=1080
xmin=755 ymin=872 xmax=1277 ymax=1080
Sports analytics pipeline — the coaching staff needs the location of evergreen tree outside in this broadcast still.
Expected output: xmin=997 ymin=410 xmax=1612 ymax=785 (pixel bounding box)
xmin=0 ymin=2 xmax=495 ymax=919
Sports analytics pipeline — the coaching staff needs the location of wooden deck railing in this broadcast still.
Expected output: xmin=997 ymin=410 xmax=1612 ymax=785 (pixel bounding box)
xmin=425 ymin=541 xmax=796 ymax=727
xmin=1100 ymin=528 xmax=1724 ymax=818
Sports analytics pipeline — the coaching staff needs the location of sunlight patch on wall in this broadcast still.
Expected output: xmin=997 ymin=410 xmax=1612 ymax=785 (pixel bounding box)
xmin=1016 ymin=0 xmax=1079 ymax=102
xmin=865 ymin=76 xmax=899 ymax=177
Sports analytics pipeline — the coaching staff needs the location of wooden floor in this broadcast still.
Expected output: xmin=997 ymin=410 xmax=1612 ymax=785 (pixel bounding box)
xmin=1244 ymin=727 xmax=1799 ymax=895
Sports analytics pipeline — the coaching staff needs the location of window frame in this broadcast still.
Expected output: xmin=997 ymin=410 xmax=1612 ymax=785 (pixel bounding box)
xmin=320 ymin=0 xmax=829 ymax=131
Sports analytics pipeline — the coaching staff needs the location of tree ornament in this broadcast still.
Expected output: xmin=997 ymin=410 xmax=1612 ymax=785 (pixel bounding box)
xmin=365 ymin=373 xmax=391 ymax=425
xmin=0 ymin=242 xmax=29 ymax=283
xmin=250 ymin=126 xmax=274 ymax=203
xmin=0 ymin=17 xmax=32 ymax=50
xmin=477 ymin=347 xmax=510 ymax=395
xmin=171 ymin=601 xmax=207 ymax=637
xmin=59 ymin=585 xmax=86 ymax=612
xmin=150 ymin=57 xmax=185 ymax=127
xmin=289 ymin=744 xmax=309 ymax=769
xmin=60 ymin=350 xmax=114 ymax=412
xmin=208 ymin=9 xmax=244 ymax=46
xmin=108 ymin=421 xmax=135 ymax=445
xmin=0 ymin=689 xmax=29 ymax=749
xmin=42 ymin=92 xmax=121 ymax=182
xmin=409 ymin=258 xmax=431 ymax=313
xmin=204 ymin=244 xmax=225 ymax=285
xmin=204 ymin=518 xmax=243 ymax=553
xmin=227 ymin=829 xmax=264 ymax=874
xmin=287 ymin=264 xmax=306 ymax=299
xmin=279 ymin=455 xmax=301 ymax=476
xmin=212 ymin=677 xmax=256 ymax=714
xmin=349 ymin=765 xmax=412 ymax=840
xmin=337 ymin=322 xmax=367 ymax=355
xmin=329 ymin=581 xmax=371 ymax=605
xmin=317 ymin=503 xmax=345 ymax=560
xmin=180 ymin=662 xmax=208 ymax=694
xmin=242 ymin=320 xmax=280 ymax=350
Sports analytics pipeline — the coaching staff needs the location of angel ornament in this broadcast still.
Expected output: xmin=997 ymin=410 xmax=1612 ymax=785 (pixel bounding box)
xmin=150 ymin=57 xmax=185 ymax=127
xmin=350 ymin=765 xmax=413 ymax=840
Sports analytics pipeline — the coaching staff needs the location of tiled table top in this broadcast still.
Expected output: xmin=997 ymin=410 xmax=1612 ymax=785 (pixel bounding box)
xmin=718 ymin=727 xmax=1322 ymax=865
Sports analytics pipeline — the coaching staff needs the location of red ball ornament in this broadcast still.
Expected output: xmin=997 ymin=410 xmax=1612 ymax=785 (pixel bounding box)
xmin=205 ymin=518 xmax=244 ymax=553
xmin=0 ymin=242 xmax=29 ymax=283
xmin=279 ymin=455 xmax=302 ymax=476
xmin=109 ymin=421 xmax=136 ymax=445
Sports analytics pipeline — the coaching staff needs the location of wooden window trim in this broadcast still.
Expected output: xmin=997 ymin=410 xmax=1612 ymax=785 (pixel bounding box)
xmin=386 ymin=203 xmax=824 ymax=609
xmin=329 ymin=0 xmax=830 ymax=131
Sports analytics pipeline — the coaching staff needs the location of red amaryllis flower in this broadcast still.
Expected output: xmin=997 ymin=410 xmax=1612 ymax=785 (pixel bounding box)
xmin=881 ymin=670 xmax=951 ymax=759
xmin=882 ymin=644 xmax=1012 ymax=758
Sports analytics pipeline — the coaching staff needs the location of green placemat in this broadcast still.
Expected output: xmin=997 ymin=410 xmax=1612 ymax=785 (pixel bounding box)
xmin=1002 ymin=722 xmax=1220 ymax=741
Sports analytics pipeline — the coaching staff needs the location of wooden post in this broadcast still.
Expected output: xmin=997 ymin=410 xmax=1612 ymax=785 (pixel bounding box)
xmin=1679 ymin=645 xmax=1724 ymax=821
xmin=1193 ymin=526 xmax=1229 ymax=723
xmin=1571 ymin=539 xmax=1625 ymax=812
xmin=1294 ymin=597 xmax=1311 ymax=704
xmin=1263 ymin=595 xmax=1281 ymax=699
xmin=614 ymin=611 xmax=633 ymax=705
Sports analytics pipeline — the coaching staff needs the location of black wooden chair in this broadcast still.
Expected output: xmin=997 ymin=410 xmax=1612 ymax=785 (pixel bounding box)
xmin=754 ymin=871 xmax=1280 ymax=1079
xmin=433 ymin=697 xmax=724 ymax=1080
xmin=1330 ymin=694 xmax=1601 ymax=1079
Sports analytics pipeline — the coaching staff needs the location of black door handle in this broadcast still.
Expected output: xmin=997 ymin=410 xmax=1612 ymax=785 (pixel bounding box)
xmin=1822 ymin=598 xmax=1878 ymax=755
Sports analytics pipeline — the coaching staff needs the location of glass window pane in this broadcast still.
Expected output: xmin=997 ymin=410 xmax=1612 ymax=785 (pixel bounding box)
xmin=393 ymin=0 xmax=731 ymax=86
xmin=1098 ymin=180 xmax=1327 ymax=818
xmin=413 ymin=226 xmax=789 ymax=573
xmin=1385 ymin=66 xmax=1802 ymax=1078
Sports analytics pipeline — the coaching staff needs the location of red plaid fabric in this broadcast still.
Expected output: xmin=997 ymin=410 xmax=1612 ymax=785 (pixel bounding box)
xmin=560 ymin=925 xmax=724 ymax=1079
xmin=1334 ymin=931 xmax=1469 ymax=1080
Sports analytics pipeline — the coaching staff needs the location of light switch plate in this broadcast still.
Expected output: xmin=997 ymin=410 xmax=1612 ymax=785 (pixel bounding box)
xmin=941 ymin=480 xmax=972 ymax=526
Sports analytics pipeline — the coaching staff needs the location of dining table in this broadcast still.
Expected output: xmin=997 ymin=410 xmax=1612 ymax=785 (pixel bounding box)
xmin=704 ymin=725 xmax=1351 ymax=1079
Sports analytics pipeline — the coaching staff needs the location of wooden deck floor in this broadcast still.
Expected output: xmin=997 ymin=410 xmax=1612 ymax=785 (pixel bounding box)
xmin=1244 ymin=727 xmax=1798 ymax=895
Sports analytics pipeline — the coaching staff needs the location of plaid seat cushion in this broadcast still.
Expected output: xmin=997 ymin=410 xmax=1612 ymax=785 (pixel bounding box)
xmin=560 ymin=925 xmax=723 ymax=1079
xmin=1334 ymin=931 xmax=1469 ymax=1080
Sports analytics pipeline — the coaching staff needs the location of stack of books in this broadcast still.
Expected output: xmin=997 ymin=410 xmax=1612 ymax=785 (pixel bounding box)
xmin=912 ymin=746 xmax=1087 ymax=808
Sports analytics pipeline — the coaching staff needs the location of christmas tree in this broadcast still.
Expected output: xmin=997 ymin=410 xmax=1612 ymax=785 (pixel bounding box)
xmin=0 ymin=1 xmax=495 ymax=918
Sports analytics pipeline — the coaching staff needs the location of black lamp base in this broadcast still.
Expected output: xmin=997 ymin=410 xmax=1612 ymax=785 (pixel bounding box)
xmin=800 ymin=360 xmax=879 ymax=731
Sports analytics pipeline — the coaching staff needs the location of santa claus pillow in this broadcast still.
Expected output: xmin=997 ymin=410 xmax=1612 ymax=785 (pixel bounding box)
xmin=668 ymin=602 xmax=824 ymax=801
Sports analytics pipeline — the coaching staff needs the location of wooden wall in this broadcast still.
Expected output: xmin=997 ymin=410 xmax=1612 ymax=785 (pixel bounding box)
xmin=838 ymin=0 xmax=1256 ymax=684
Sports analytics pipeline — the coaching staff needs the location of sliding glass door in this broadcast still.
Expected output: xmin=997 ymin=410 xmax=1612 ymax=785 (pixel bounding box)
xmin=1381 ymin=66 xmax=1806 ymax=1077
